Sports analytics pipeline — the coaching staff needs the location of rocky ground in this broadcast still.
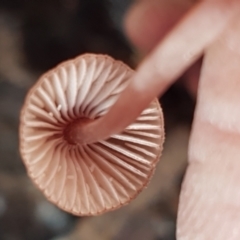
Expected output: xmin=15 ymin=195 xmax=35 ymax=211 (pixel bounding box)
xmin=0 ymin=1 xmax=195 ymax=239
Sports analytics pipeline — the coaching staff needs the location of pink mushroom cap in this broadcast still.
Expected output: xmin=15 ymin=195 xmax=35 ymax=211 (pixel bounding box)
xmin=19 ymin=54 xmax=164 ymax=216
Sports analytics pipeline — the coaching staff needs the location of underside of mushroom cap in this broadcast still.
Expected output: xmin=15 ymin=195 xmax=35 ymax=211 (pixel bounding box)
xmin=19 ymin=54 xmax=164 ymax=216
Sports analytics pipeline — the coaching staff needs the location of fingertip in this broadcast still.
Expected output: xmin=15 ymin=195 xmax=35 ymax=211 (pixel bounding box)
xmin=124 ymin=0 xmax=191 ymax=52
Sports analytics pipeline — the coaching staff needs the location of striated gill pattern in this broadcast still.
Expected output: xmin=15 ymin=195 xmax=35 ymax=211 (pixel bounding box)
xmin=19 ymin=54 xmax=164 ymax=216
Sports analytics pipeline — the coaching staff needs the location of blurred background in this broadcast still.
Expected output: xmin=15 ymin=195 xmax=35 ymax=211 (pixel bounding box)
xmin=0 ymin=0 xmax=195 ymax=239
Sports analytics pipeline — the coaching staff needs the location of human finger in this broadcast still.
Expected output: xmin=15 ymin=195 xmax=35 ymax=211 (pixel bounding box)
xmin=177 ymin=14 xmax=240 ymax=240
xmin=125 ymin=0 xmax=200 ymax=97
xmin=124 ymin=0 xmax=193 ymax=52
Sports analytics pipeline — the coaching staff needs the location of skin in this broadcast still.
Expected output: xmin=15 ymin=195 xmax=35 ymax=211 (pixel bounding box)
xmin=74 ymin=0 xmax=240 ymax=238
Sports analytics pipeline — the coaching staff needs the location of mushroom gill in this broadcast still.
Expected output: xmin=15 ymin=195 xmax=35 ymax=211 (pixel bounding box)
xmin=19 ymin=54 xmax=164 ymax=216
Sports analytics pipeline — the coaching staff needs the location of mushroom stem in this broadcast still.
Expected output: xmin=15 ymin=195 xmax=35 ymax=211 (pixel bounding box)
xmin=63 ymin=118 xmax=95 ymax=145
xmin=76 ymin=0 xmax=239 ymax=145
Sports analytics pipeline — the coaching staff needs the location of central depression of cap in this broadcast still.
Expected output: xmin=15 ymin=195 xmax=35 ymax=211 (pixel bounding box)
xmin=19 ymin=54 xmax=164 ymax=216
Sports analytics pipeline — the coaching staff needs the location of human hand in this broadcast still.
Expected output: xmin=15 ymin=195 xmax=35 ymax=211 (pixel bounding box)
xmin=124 ymin=1 xmax=240 ymax=239
xmin=81 ymin=0 xmax=240 ymax=239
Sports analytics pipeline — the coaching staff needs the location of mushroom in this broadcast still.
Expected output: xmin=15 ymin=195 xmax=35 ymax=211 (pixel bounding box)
xmin=19 ymin=54 xmax=164 ymax=216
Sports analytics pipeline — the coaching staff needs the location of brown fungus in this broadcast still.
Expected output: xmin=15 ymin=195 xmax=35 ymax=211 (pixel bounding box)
xmin=19 ymin=54 xmax=164 ymax=216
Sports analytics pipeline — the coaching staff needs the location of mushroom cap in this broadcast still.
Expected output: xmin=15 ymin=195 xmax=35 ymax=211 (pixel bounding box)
xmin=19 ymin=54 xmax=164 ymax=216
